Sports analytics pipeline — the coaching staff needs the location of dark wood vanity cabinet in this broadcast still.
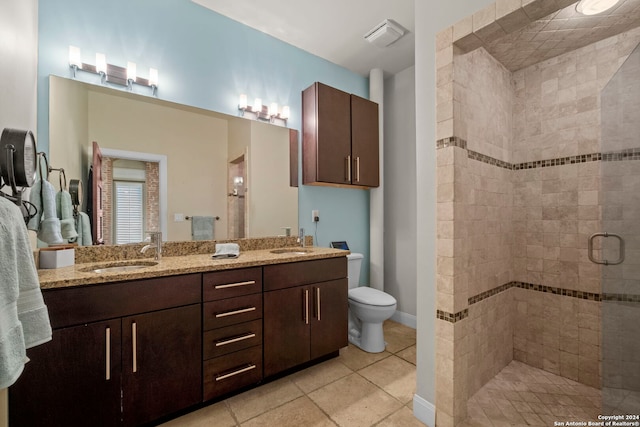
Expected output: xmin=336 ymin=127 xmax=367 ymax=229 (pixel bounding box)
xmin=302 ymin=82 xmax=379 ymax=188
xmin=202 ymin=267 xmax=264 ymax=401
xmin=263 ymin=257 xmax=348 ymax=377
xmin=9 ymin=274 xmax=202 ymax=427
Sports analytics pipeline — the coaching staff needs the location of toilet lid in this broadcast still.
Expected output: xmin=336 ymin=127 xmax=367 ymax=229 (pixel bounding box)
xmin=348 ymin=287 xmax=396 ymax=306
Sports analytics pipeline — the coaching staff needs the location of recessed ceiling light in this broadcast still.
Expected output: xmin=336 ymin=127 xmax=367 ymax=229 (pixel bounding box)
xmin=576 ymin=0 xmax=621 ymax=15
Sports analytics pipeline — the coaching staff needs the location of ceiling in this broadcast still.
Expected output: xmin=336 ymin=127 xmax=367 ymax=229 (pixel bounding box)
xmin=191 ymin=0 xmax=415 ymax=77
xmin=485 ymin=0 xmax=640 ymax=71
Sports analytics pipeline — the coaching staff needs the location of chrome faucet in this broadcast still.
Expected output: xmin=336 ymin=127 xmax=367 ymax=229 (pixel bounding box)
xmin=298 ymin=228 xmax=305 ymax=247
xmin=141 ymin=231 xmax=162 ymax=260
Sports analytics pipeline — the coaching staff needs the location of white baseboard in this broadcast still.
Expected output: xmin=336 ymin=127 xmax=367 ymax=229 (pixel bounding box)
xmin=391 ymin=310 xmax=417 ymax=329
xmin=413 ymin=394 xmax=435 ymax=427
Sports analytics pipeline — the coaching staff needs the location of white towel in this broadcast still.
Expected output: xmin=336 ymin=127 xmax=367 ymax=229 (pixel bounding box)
xmin=0 ymin=197 xmax=53 ymax=388
xmin=191 ymin=216 xmax=215 ymax=241
xmin=212 ymin=243 xmax=240 ymax=258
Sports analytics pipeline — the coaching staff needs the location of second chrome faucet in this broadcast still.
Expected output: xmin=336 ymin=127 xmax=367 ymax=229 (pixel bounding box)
xmin=141 ymin=231 xmax=162 ymax=260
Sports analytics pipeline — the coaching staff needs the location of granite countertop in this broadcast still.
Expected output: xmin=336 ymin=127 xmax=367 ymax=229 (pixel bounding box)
xmin=38 ymin=246 xmax=348 ymax=290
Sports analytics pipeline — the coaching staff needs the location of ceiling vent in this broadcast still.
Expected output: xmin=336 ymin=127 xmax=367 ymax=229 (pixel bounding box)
xmin=364 ymin=19 xmax=406 ymax=48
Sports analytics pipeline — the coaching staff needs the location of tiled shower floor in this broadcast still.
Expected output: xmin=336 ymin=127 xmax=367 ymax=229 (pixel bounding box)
xmin=460 ymin=361 xmax=602 ymax=426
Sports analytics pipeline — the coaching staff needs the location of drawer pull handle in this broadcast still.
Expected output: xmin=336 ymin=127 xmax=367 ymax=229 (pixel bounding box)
xmin=105 ymin=327 xmax=111 ymax=381
xmin=316 ymin=287 xmax=321 ymax=321
xmin=215 ymin=307 xmax=256 ymax=318
xmin=216 ymin=364 xmax=256 ymax=381
xmin=132 ymin=322 xmax=138 ymax=373
xmin=215 ymin=333 xmax=256 ymax=347
xmin=214 ymin=280 xmax=256 ymax=290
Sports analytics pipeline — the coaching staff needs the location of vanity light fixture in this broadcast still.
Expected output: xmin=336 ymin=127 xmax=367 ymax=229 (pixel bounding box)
xmin=576 ymin=0 xmax=620 ymax=15
xmin=237 ymin=94 xmax=289 ymax=125
xmin=66 ymin=46 xmax=159 ymax=96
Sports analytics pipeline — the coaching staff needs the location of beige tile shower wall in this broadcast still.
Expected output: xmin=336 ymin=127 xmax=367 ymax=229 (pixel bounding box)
xmin=513 ymin=287 xmax=601 ymax=388
xmin=512 ymin=27 xmax=640 ymax=165
xmin=454 ymin=47 xmax=513 ymax=163
xmin=464 ymin=159 xmax=513 ymax=298
xmin=512 ymin=163 xmax=602 ymax=294
xmin=467 ymin=289 xmax=514 ymax=397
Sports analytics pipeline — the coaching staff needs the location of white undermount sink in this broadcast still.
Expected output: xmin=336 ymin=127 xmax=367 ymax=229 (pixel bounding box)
xmin=80 ymin=261 xmax=158 ymax=274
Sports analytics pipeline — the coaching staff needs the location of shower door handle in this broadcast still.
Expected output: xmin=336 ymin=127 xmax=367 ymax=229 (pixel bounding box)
xmin=588 ymin=232 xmax=625 ymax=265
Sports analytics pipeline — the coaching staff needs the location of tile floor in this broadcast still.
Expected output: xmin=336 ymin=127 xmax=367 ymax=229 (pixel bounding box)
xmin=161 ymin=320 xmax=426 ymax=427
xmin=460 ymin=360 xmax=603 ymax=427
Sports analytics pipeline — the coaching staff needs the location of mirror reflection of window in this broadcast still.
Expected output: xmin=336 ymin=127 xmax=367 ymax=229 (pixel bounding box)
xmin=109 ymin=159 xmax=148 ymax=244
xmin=114 ymin=181 xmax=144 ymax=244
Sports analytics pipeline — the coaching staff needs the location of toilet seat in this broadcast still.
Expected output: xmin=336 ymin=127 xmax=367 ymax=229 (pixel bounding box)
xmin=348 ymin=287 xmax=396 ymax=307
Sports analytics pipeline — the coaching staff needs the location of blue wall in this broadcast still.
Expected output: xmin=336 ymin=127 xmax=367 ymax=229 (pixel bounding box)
xmin=38 ymin=0 xmax=370 ymax=282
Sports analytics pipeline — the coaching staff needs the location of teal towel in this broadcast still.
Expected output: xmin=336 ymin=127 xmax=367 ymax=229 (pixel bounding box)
xmin=0 ymin=197 xmax=53 ymax=388
xmin=33 ymin=180 xmax=64 ymax=245
xmin=191 ymin=216 xmax=214 ymax=241
xmin=56 ymin=190 xmax=78 ymax=241
xmin=74 ymin=212 xmax=93 ymax=246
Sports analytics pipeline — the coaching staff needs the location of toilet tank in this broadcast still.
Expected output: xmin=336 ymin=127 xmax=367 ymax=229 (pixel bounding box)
xmin=346 ymin=253 xmax=364 ymax=289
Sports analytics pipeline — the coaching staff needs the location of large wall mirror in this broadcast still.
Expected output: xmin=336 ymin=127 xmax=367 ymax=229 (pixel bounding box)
xmin=48 ymin=75 xmax=298 ymax=245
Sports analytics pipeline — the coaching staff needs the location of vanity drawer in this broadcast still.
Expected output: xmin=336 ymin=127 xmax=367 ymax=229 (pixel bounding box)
xmin=204 ymin=319 xmax=263 ymax=359
xmin=203 ymin=267 xmax=262 ymax=301
xmin=203 ymin=346 xmax=263 ymax=401
xmin=263 ymin=257 xmax=347 ymax=291
xmin=203 ymin=294 xmax=263 ymax=330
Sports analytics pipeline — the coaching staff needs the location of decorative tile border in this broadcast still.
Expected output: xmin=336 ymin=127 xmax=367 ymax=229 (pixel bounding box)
xmin=437 ymin=282 xmax=640 ymax=323
xmin=436 ymin=136 xmax=467 ymax=150
xmin=437 ymin=309 xmax=469 ymax=323
xmin=602 ymin=293 xmax=640 ymax=303
xmin=436 ymin=136 xmax=640 ymax=170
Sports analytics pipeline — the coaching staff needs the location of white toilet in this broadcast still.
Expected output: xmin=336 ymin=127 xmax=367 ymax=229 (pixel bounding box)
xmin=347 ymin=253 xmax=397 ymax=353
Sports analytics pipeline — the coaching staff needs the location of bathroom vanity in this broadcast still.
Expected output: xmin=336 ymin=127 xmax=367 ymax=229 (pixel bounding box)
xmin=9 ymin=246 xmax=348 ymax=426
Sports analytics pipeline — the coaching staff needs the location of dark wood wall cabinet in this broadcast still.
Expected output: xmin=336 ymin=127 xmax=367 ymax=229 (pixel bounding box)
xmin=9 ymin=256 xmax=348 ymax=426
xmin=302 ymin=82 xmax=379 ymax=188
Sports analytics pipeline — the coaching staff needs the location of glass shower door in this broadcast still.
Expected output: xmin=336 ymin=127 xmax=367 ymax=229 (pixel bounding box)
xmin=599 ymin=41 xmax=640 ymax=416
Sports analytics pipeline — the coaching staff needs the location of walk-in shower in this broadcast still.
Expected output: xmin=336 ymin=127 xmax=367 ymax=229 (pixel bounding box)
xmin=434 ymin=0 xmax=640 ymax=425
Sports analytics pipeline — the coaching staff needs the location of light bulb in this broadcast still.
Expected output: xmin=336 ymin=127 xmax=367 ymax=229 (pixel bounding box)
xmin=281 ymin=106 xmax=290 ymax=120
xmin=239 ymin=94 xmax=248 ymax=109
xmin=149 ymin=68 xmax=159 ymax=87
xmin=253 ymin=98 xmax=262 ymax=112
xmin=270 ymin=103 xmax=278 ymax=117
xmin=96 ymin=53 xmax=107 ymax=74
xmin=127 ymin=62 xmax=137 ymax=82
xmin=69 ymin=46 xmax=82 ymax=68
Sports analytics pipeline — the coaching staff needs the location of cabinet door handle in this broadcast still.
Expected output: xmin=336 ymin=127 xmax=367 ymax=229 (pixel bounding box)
xmin=215 ymin=307 xmax=256 ymax=318
xmin=345 ymin=155 xmax=351 ymax=182
xmin=105 ymin=327 xmax=111 ymax=381
xmin=216 ymin=364 xmax=256 ymax=381
xmin=304 ymin=289 xmax=309 ymax=325
xmin=214 ymin=280 xmax=256 ymax=290
xmin=215 ymin=333 xmax=256 ymax=347
xmin=132 ymin=321 xmax=138 ymax=373
xmin=355 ymin=156 xmax=360 ymax=183
xmin=316 ymin=287 xmax=321 ymax=321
